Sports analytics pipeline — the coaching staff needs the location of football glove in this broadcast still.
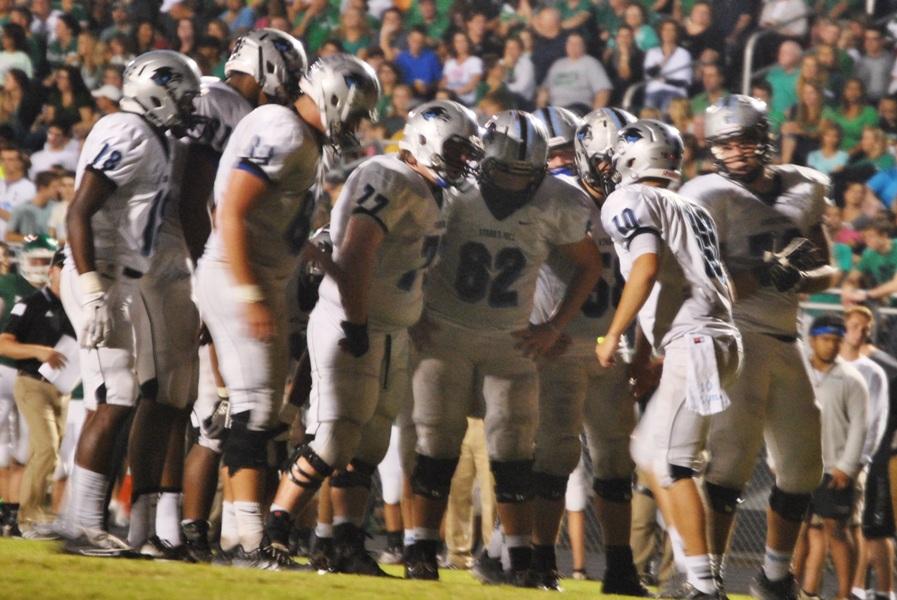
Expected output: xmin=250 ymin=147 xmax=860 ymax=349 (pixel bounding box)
xmin=757 ymin=237 xmax=827 ymax=292
xmin=78 ymin=272 xmax=110 ymax=348
xmin=203 ymin=390 xmax=230 ymax=440
xmin=339 ymin=320 xmax=370 ymax=358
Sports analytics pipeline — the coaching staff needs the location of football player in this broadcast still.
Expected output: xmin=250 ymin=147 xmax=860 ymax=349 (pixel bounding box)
xmin=263 ymin=100 xmax=481 ymax=576
xmin=166 ymin=29 xmax=308 ymax=563
xmin=404 ymin=110 xmax=602 ymax=584
xmin=59 ymin=50 xmax=201 ymax=555
xmin=506 ymin=105 xmax=646 ymax=593
xmin=679 ymin=95 xmax=835 ymax=599
xmin=195 ymin=54 xmax=379 ymax=568
xmin=595 ymin=119 xmax=742 ymax=599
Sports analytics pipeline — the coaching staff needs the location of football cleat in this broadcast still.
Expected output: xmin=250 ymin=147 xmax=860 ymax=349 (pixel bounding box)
xmin=181 ymin=520 xmax=214 ymax=563
xmin=471 ymin=549 xmax=505 ymax=585
xmin=404 ymin=542 xmax=439 ymax=581
xmin=140 ymin=535 xmax=188 ymax=561
xmin=62 ymin=528 xmax=146 ymax=559
xmin=749 ymin=569 xmax=799 ymax=600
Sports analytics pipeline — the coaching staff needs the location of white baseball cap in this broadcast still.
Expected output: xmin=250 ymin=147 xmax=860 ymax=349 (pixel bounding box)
xmin=91 ymin=84 xmax=122 ymax=102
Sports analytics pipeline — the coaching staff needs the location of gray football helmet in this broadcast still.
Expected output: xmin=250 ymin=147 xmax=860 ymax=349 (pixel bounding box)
xmin=399 ymin=100 xmax=484 ymax=187
xmin=478 ymin=110 xmax=549 ymax=218
xmin=705 ymin=94 xmax=773 ymax=180
xmin=574 ymin=107 xmax=637 ymax=195
xmin=611 ymin=119 xmax=684 ymax=187
xmin=532 ymin=106 xmax=583 ymax=151
xmin=299 ymin=54 xmax=381 ymax=150
xmin=225 ymin=28 xmax=307 ymax=105
xmin=120 ymin=50 xmax=202 ymax=133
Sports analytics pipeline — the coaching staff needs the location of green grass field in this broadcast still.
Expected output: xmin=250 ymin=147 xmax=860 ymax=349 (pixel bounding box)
xmin=1 ymin=539 xmax=753 ymax=599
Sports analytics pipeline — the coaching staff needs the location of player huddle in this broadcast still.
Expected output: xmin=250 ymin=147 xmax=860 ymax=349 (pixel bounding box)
xmin=33 ymin=27 xmax=838 ymax=600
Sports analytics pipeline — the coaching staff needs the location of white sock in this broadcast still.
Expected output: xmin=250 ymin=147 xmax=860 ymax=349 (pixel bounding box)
xmin=270 ymin=503 xmax=289 ymax=514
xmin=220 ymin=501 xmax=239 ymax=551
xmin=70 ymin=465 xmax=108 ymax=532
xmin=155 ymin=492 xmax=182 ymax=546
xmin=685 ymin=554 xmax=716 ymax=594
xmin=487 ymin=523 xmax=504 ymax=558
xmin=762 ymin=546 xmax=792 ymax=582
xmin=852 ymin=587 xmax=867 ymax=599
xmin=888 ymin=591 xmax=896 ymax=600
xmin=403 ymin=528 xmax=415 ymax=547
xmin=413 ymin=527 xmax=440 ymax=542
xmin=669 ymin=527 xmax=687 ymax=574
xmin=128 ymin=493 xmax=156 ymax=548
xmin=315 ymin=522 xmax=332 ymax=539
xmin=232 ymin=501 xmax=264 ymax=551
xmin=333 ymin=515 xmax=363 ymax=527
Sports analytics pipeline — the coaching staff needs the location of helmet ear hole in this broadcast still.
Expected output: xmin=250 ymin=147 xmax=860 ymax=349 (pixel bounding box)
xmin=151 ymin=96 xmax=162 ymax=108
xmin=330 ymin=93 xmax=339 ymax=107
xmin=266 ymin=61 xmax=275 ymax=74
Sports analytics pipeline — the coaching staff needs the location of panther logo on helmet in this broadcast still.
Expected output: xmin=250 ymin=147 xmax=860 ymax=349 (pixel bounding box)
xmin=420 ymin=106 xmax=451 ymax=122
xmin=151 ymin=66 xmax=183 ymax=87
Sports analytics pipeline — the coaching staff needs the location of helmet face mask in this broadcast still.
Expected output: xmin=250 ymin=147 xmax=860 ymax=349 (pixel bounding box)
xmin=705 ymin=94 xmax=773 ymax=183
xmin=477 ymin=111 xmax=549 ymax=219
xmin=573 ymin=107 xmax=637 ymax=197
xmin=20 ymin=234 xmax=58 ymax=287
xmin=399 ymin=100 xmax=483 ymax=187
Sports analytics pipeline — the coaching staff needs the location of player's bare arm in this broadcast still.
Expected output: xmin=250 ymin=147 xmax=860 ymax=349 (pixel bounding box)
xmin=217 ymin=168 xmax=271 ymax=341
xmin=333 ymin=216 xmax=386 ymax=325
xmin=179 ymin=145 xmax=219 ymax=264
xmin=596 ymin=251 xmax=658 ymax=367
xmin=513 ymin=236 xmax=602 ymax=358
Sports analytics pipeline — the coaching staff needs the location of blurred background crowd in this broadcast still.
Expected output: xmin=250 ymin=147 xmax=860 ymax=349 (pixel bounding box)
xmin=4 ymin=0 xmax=897 ymax=326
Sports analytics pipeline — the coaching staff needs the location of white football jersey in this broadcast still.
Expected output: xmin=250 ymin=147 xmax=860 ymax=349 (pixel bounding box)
xmin=204 ymin=103 xmax=321 ymax=280
xmin=679 ymin=165 xmax=830 ymax=337
xmin=72 ymin=112 xmax=172 ymax=273
xmin=531 ymin=175 xmax=621 ymax=355
xmin=317 ymin=154 xmax=445 ymax=331
xmin=602 ymin=183 xmax=736 ymax=352
xmin=151 ymin=79 xmax=254 ymax=272
xmin=425 ymin=175 xmax=591 ymax=332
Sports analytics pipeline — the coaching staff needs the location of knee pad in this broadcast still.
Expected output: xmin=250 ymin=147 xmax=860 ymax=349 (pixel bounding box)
xmin=139 ymin=378 xmax=159 ymax=402
xmin=330 ymin=459 xmax=376 ymax=490
xmin=705 ymin=481 xmax=742 ymax=515
xmin=411 ymin=453 xmax=458 ymax=500
xmin=221 ymin=412 xmax=271 ymax=475
xmin=533 ymin=470 xmax=569 ymax=501
xmin=594 ymin=477 xmax=633 ymax=503
xmin=668 ymin=464 xmax=696 ymax=482
xmin=285 ymin=444 xmax=333 ymax=491
xmin=491 ymin=459 xmax=534 ymax=504
xmin=769 ymin=486 xmax=811 ymax=523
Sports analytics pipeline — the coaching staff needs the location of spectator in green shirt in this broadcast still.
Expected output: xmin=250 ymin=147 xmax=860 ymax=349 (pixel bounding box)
xmin=623 ymin=4 xmax=659 ymax=51
xmin=764 ymin=39 xmax=801 ymax=117
xmin=751 ymin=79 xmax=786 ymax=134
xmin=406 ymin=0 xmax=449 ymax=47
xmin=842 ymin=216 xmax=897 ymax=305
xmin=594 ymin=0 xmax=629 ymax=43
xmin=331 ymin=7 xmax=372 ymax=57
xmin=822 ymin=77 xmax=880 ymax=153
xmin=689 ymin=61 xmax=727 ymax=115
xmin=290 ymin=0 xmax=338 ymax=56
xmin=558 ymin=0 xmax=592 ymax=33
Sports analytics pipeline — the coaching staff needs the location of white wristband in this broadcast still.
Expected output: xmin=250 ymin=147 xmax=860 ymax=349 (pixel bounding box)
xmin=78 ymin=271 xmax=104 ymax=297
xmin=234 ymin=284 xmax=264 ymax=304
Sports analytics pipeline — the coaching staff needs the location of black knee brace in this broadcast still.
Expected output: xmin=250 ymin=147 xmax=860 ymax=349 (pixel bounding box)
xmin=594 ymin=477 xmax=633 ymax=503
xmin=139 ymin=378 xmax=159 ymax=401
xmin=222 ymin=414 xmax=271 ymax=475
xmin=411 ymin=454 xmax=458 ymax=500
xmin=533 ymin=471 xmax=569 ymax=501
xmin=491 ymin=459 xmax=534 ymax=504
xmin=705 ymin=481 xmax=742 ymax=515
xmin=285 ymin=444 xmax=333 ymax=490
xmin=669 ymin=464 xmax=696 ymax=482
xmin=330 ymin=459 xmax=376 ymax=489
xmin=769 ymin=486 xmax=811 ymax=523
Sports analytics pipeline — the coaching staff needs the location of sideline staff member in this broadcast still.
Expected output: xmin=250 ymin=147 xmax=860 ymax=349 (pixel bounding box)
xmin=0 ymin=247 xmax=74 ymax=530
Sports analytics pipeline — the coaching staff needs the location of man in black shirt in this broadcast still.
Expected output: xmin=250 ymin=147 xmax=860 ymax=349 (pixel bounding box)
xmin=0 ymin=248 xmax=73 ymax=533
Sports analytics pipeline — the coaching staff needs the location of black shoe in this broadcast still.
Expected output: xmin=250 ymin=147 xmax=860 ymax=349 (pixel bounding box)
xmin=656 ymin=573 xmax=689 ymax=599
xmin=749 ymin=570 xmax=798 ymax=600
xmin=1 ymin=503 xmax=20 ymax=537
xmin=140 ymin=535 xmax=187 ymax=560
xmin=211 ymin=545 xmax=236 ymax=566
xmin=333 ymin=524 xmax=395 ymax=577
xmin=289 ymin=527 xmax=312 ymax=558
xmin=685 ymin=584 xmax=724 ymax=600
xmin=404 ymin=542 xmax=439 ymax=581
xmin=471 ymin=549 xmax=505 ymax=584
xmin=529 ymin=566 xmax=562 ymax=591
xmin=603 ymin=566 xmax=651 ymax=596
xmin=309 ymin=535 xmax=335 ymax=572
xmin=230 ymin=543 xmax=304 ymax=571
xmin=181 ymin=521 xmax=214 ymax=563
xmin=508 ymin=568 xmax=541 ymax=588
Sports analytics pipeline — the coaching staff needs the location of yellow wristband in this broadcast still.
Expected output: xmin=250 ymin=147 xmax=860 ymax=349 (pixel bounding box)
xmin=596 ymin=336 xmax=605 ymax=344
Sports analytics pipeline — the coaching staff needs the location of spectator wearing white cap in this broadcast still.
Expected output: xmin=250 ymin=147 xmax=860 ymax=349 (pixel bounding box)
xmin=90 ymin=84 xmax=121 ymax=116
